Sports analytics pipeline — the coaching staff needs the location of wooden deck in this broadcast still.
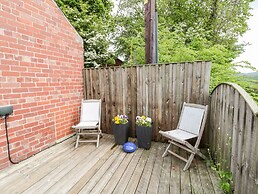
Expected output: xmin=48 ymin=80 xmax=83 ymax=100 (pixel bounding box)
xmin=0 ymin=134 xmax=223 ymax=194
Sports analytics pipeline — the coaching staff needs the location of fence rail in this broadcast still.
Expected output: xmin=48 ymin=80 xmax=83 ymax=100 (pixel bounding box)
xmin=209 ymin=82 xmax=258 ymax=194
xmin=83 ymin=61 xmax=211 ymax=142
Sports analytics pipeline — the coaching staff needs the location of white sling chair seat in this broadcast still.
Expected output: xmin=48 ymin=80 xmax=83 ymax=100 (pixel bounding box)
xmin=160 ymin=129 xmax=198 ymax=141
xmin=159 ymin=102 xmax=208 ymax=171
xmin=72 ymin=99 xmax=102 ymax=148
xmin=72 ymin=122 xmax=99 ymax=129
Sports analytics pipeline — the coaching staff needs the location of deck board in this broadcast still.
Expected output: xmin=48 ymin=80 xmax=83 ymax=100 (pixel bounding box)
xmin=124 ymin=149 xmax=150 ymax=194
xmin=170 ymin=151 xmax=181 ymax=193
xmin=180 ymin=151 xmax=192 ymax=194
xmin=0 ymin=137 xmax=74 ymax=180
xmin=89 ymin=150 xmax=127 ymax=194
xmin=158 ymin=152 xmax=172 ymax=193
xmin=112 ymin=149 xmax=144 ymax=194
xmin=189 ymin=160 xmax=204 ymax=194
xmin=197 ymin=159 xmax=216 ymax=194
xmin=24 ymin=141 xmax=109 ymax=193
xmin=0 ymin=134 xmax=223 ymax=194
xmin=79 ymin=146 xmax=122 ymax=193
xmin=147 ymin=143 xmax=165 ymax=194
xmin=135 ymin=142 xmax=158 ymax=194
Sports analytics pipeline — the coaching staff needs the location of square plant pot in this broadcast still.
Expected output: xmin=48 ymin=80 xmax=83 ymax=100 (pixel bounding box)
xmin=112 ymin=122 xmax=129 ymax=145
xmin=136 ymin=125 xmax=152 ymax=149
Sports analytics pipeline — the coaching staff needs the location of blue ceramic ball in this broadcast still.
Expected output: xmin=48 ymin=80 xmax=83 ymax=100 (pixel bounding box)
xmin=123 ymin=142 xmax=137 ymax=153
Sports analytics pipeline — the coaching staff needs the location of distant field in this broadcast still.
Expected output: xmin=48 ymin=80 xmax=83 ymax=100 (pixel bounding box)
xmin=241 ymin=72 xmax=258 ymax=80
xmin=248 ymin=80 xmax=258 ymax=103
xmin=238 ymin=74 xmax=258 ymax=103
xmin=251 ymin=80 xmax=258 ymax=90
xmin=248 ymin=78 xmax=258 ymax=88
xmin=250 ymin=76 xmax=258 ymax=81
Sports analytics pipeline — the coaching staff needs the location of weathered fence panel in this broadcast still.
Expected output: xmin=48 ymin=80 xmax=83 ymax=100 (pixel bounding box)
xmin=83 ymin=61 xmax=211 ymax=142
xmin=209 ymin=83 xmax=258 ymax=194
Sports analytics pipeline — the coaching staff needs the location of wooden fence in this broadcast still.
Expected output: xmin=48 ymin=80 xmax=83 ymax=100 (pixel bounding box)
xmin=83 ymin=61 xmax=211 ymax=142
xmin=209 ymin=83 xmax=258 ymax=194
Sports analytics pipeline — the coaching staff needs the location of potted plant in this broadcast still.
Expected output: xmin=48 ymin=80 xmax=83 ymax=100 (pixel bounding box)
xmin=112 ymin=114 xmax=129 ymax=145
xmin=136 ymin=115 xmax=152 ymax=149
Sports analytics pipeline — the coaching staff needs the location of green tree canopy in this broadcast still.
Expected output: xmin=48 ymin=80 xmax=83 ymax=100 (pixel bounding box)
xmin=55 ymin=0 xmax=115 ymax=67
xmin=113 ymin=0 xmax=255 ymax=91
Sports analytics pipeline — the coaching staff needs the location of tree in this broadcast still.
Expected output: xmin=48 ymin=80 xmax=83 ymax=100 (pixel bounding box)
xmin=55 ymin=0 xmax=115 ymax=67
xmin=111 ymin=0 xmax=145 ymax=64
xmin=113 ymin=0 xmax=255 ymax=91
xmin=158 ymin=0 xmax=253 ymax=51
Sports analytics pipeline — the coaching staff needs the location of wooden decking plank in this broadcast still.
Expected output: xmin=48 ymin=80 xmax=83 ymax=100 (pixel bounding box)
xmin=170 ymin=152 xmax=181 ymax=193
xmin=0 ymin=137 xmax=77 ymax=193
xmin=146 ymin=143 xmax=165 ymax=193
xmin=8 ymin=139 xmax=108 ymax=193
xmin=197 ymin=159 xmax=216 ymax=194
xmin=135 ymin=142 xmax=158 ymax=194
xmin=0 ymin=136 xmax=75 ymax=180
xmin=157 ymin=151 xmax=172 ymax=194
xmin=89 ymin=150 xmax=128 ymax=194
xmin=189 ymin=159 xmax=204 ymax=194
xmin=78 ymin=146 xmax=124 ymax=193
xmin=67 ymin=144 xmax=121 ymax=194
xmin=112 ymin=149 xmax=144 ymax=194
xmin=22 ymin=138 xmax=110 ymax=194
xmin=179 ymin=151 xmax=191 ymax=194
xmin=0 ymin=135 xmax=224 ymax=194
xmin=206 ymin=163 xmax=224 ymax=194
xmin=19 ymin=140 xmax=76 ymax=176
xmin=124 ymin=148 xmax=151 ymax=194
xmin=100 ymin=149 xmax=135 ymax=194
xmin=45 ymin=137 xmax=114 ymax=193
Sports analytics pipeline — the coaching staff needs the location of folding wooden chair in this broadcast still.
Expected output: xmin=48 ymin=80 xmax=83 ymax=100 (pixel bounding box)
xmin=159 ymin=102 xmax=208 ymax=171
xmin=72 ymin=99 xmax=102 ymax=148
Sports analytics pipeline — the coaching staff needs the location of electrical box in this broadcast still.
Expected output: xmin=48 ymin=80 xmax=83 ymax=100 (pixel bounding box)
xmin=0 ymin=105 xmax=13 ymax=117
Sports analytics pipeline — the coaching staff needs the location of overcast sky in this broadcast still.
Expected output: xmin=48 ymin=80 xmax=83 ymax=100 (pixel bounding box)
xmin=235 ymin=0 xmax=258 ymax=72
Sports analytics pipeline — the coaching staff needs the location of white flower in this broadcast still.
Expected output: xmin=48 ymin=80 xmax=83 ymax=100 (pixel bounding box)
xmin=146 ymin=117 xmax=152 ymax=123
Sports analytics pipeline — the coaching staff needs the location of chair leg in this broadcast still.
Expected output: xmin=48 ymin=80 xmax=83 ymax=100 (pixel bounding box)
xmin=75 ymin=129 xmax=81 ymax=148
xmin=96 ymin=134 xmax=100 ymax=147
xmin=162 ymin=142 xmax=171 ymax=157
xmin=183 ymin=153 xmax=195 ymax=171
xmin=196 ymin=150 xmax=206 ymax=160
xmin=75 ymin=134 xmax=80 ymax=148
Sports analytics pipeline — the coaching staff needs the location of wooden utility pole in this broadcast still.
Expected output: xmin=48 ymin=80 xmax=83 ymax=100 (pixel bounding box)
xmin=144 ymin=0 xmax=158 ymax=64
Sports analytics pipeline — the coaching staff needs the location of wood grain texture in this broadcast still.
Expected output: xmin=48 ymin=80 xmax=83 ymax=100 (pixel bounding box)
xmin=209 ymin=83 xmax=258 ymax=194
xmin=0 ymin=134 xmax=223 ymax=193
xmin=83 ymin=62 xmax=211 ymax=142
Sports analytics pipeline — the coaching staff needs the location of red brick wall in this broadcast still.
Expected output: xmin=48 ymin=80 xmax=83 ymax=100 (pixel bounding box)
xmin=0 ymin=0 xmax=84 ymax=170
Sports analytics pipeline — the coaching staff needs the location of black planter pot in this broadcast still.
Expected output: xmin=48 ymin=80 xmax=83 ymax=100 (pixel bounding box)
xmin=136 ymin=125 xmax=152 ymax=149
xmin=112 ymin=122 xmax=129 ymax=145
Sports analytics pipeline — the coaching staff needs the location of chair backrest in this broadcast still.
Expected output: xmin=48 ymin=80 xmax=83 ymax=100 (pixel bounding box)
xmin=177 ymin=103 xmax=207 ymax=135
xmin=80 ymin=99 xmax=101 ymax=122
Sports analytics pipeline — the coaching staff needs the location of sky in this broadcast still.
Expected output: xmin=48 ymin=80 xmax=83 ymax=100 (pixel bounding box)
xmin=234 ymin=0 xmax=258 ymax=72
